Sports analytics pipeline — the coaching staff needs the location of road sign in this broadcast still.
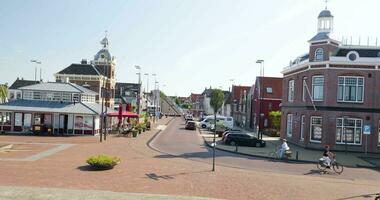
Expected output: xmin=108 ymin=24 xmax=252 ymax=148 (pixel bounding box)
xmin=363 ymin=125 xmax=371 ymax=135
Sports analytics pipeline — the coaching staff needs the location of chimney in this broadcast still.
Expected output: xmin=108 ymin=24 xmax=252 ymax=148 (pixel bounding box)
xmin=81 ymin=59 xmax=88 ymax=64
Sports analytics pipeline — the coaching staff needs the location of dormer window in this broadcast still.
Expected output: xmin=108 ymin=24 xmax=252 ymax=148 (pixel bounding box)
xmin=315 ymin=48 xmax=324 ymax=61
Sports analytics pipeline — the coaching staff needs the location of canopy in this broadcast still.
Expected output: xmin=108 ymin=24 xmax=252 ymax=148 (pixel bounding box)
xmin=107 ymin=111 xmax=139 ymax=118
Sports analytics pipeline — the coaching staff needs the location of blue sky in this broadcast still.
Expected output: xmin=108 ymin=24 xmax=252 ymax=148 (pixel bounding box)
xmin=0 ymin=0 xmax=379 ymax=96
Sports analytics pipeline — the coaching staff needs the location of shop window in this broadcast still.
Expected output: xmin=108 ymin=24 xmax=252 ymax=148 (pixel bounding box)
xmin=286 ymin=114 xmax=293 ymax=138
xmin=336 ymin=118 xmax=362 ymax=145
xmin=0 ymin=112 xmax=12 ymax=125
xmin=310 ymin=116 xmax=322 ymax=142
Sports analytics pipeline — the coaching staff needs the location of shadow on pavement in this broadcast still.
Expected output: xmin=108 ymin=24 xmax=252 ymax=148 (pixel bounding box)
xmin=144 ymin=170 xmax=210 ymax=181
xmin=335 ymin=193 xmax=380 ymax=200
xmin=77 ymin=165 xmax=115 ymax=171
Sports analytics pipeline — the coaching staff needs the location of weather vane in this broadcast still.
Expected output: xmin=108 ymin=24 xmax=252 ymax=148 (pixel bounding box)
xmin=324 ymin=0 xmax=329 ymax=9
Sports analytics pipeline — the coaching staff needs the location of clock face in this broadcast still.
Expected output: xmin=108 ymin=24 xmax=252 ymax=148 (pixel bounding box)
xmin=348 ymin=53 xmax=357 ymax=61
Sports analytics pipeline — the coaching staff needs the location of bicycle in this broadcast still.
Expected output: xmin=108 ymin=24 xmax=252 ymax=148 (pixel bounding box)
xmin=317 ymin=156 xmax=344 ymax=174
xmin=268 ymin=148 xmax=292 ymax=160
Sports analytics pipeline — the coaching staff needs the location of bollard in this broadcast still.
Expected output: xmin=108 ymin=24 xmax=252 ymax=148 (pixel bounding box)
xmin=235 ymin=144 xmax=238 ymax=152
xmin=296 ymin=151 xmax=299 ymax=160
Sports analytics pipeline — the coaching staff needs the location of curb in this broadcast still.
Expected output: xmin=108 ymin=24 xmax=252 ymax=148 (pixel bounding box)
xmin=197 ymin=129 xmax=371 ymax=167
xmin=146 ymin=117 xmax=176 ymax=154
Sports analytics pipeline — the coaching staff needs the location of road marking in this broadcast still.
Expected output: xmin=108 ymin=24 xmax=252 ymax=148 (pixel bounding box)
xmin=156 ymin=125 xmax=167 ymax=131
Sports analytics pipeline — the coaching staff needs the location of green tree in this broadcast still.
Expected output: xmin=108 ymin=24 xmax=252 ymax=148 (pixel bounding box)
xmin=210 ymin=89 xmax=224 ymax=172
xmin=269 ymin=111 xmax=281 ymax=130
xmin=0 ymin=85 xmax=8 ymax=103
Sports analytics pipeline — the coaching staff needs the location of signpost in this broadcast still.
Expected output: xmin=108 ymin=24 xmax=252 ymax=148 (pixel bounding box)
xmin=363 ymin=125 xmax=371 ymax=155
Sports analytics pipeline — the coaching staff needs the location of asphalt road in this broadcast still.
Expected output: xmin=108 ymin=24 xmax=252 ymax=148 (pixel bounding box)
xmin=150 ymin=117 xmax=380 ymax=181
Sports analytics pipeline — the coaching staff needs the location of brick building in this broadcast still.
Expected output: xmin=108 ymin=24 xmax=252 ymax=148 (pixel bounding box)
xmin=231 ymin=85 xmax=251 ymax=127
xmin=250 ymin=77 xmax=282 ymax=131
xmin=281 ymin=8 xmax=380 ymax=153
xmin=55 ymin=36 xmax=116 ymax=108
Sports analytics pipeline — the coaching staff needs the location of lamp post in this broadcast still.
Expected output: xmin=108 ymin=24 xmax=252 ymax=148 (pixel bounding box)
xmin=135 ymin=66 xmax=141 ymax=115
xmin=256 ymin=59 xmax=264 ymax=139
xmin=152 ymin=74 xmax=157 ymax=122
xmin=30 ymin=60 xmax=42 ymax=83
xmin=144 ymin=73 xmax=149 ymax=94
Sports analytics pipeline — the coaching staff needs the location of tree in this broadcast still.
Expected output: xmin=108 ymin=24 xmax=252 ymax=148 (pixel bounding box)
xmin=269 ymin=111 xmax=281 ymax=130
xmin=210 ymin=89 xmax=224 ymax=171
xmin=0 ymin=85 xmax=8 ymax=103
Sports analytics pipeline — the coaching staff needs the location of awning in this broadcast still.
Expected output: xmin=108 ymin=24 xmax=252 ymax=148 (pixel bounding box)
xmin=107 ymin=111 xmax=139 ymax=118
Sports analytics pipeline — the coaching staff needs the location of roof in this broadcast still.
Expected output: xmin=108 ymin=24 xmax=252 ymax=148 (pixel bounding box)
xmin=256 ymin=77 xmax=283 ymax=99
xmin=0 ymin=100 xmax=109 ymax=115
xmin=318 ymin=9 xmax=333 ymax=18
xmin=231 ymin=86 xmax=251 ymax=102
xmin=188 ymin=93 xmax=201 ymax=102
xmin=94 ymin=49 xmax=112 ymax=62
xmin=18 ymin=82 xmax=97 ymax=95
xmin=309 ymin=32 xmax=330 ymax=42
xmin=56 ymin=63 xmax=103 ymax=76
xmin=335 ymin=48 xmax=380 ymax=58
xmin=201 ymin=88 xmax=213 ymax=97
xmin=9 ymin=78 xmax=39 ymax=90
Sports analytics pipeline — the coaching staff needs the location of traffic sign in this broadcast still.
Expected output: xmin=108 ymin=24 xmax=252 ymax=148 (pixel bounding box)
xmin=363 ymin=125 xmax=371 ymax=135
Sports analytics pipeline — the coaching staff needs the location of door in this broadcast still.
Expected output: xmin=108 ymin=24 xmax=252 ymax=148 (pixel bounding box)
xmin=59 ymin=115 xmax=68 ymax=134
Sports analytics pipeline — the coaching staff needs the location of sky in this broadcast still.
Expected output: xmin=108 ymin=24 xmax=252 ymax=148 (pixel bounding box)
xmin=0 ymin=0 xmax=379 ymax=97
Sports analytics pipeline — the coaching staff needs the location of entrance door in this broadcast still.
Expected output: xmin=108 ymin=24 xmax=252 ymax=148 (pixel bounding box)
xmin=59 ymin=115 xmax=68 ymax=134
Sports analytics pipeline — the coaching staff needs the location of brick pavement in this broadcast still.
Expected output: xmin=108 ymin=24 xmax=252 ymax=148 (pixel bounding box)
xmin=0 ymin=117 xmax=379 ymax=200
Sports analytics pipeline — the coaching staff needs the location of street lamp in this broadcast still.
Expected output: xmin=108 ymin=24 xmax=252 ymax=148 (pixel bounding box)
xmin=256 ymin=59 xmax=264 ymax=139
xmin=152 ymin=74 xmax=157 ymax=122
xmin=30 ymin=60 xmax=42 ymax=83
xmin=144 ymin=73 xmax=149 ymax=94
xmin=135 ymin=66 xmax=141 ymax=115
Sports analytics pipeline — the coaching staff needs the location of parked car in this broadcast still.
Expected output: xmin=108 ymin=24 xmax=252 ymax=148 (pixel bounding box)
xmin=221 ymin=129 xmax=242 ymax=140
xmin=185 ymin=121 xmax=196 ymax=130
xmin=184 ymin=114 xmax=193 ymax=121
xmin=223 ymin=133 xmax=266 ymax=147
xmin=199 ymin=116 xmax=233 ymax=129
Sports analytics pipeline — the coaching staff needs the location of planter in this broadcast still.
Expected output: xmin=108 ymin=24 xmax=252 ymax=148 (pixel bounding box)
xmin=86 ymin=155 xmax=121 ymax=170
xmin=138 ymin=130 xmax=142 ymax=134
xmin=132 ymin=131 xmax=138 ymax=137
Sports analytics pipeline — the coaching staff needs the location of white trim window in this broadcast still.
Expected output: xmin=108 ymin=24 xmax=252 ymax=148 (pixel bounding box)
xmin=312 ymin=76 xmax=324 ymax=101
xmin=336 ymin=118 xmax=362 ymax=145
xmin=288 ymin=80 xmax=294 ymax=102
xmin=286 ymin=114 xmax=293 ymax=138
xmin=300 ymin=115 xmax=305 ymax=141
xmin=310 ymin=116 xmax=322 ymax=142
xmin=378 ymin=121 xmax=380 ymax=146
xmin=302 ymin=77 xmax=307 ymax=102
xmin=337 ymin=76 xmax=364 ymax=103
xmin=315 ymin=48 xmax=324 ymax=61
xmin=23 ymin=91 xmax=33 ymax=100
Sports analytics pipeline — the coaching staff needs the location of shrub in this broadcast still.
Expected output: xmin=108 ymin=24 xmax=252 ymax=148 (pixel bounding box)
xmin=86 ymin=155 xmax=121 ymax=169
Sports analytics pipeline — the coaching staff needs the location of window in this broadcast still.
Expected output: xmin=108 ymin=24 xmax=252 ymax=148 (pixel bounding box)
xmin=337 ymin=76 xmax=364 ymax=103
xmin=266 ymin=87 xmax=273 ymax=93
xmin=62 ymin=93 xmax=71 ymax=102
xmin=53 ymin=92 xmax=62 ymax=101
xmin=312 ymin=76 xmax=324 ymax=101
xmin=33 ymin=91 xmax=41 ymax=100
xmin=286 ymin=114 xmax=293 ymax=138
xmin=23 ymin=91 xmax=33 ymax=100
xmin=72 ymin=93 xmax=80 ymax=102
xmin=310 ymin=116 xmax=322 ymax=142
xmin=288 ymin=80 xmax=294 ymax=102
xmin=378 ymin=121 xmax=380 ymax=146
xmin=336 ymin=118 xmax=362 ymax=145
xmin=0 ymin=112 xmax=11 ymax=125
xmin=9 ymin=92 xmax=15 ymax=99
xmin=315 ymin=48 xmax=324 ymax=61
xmin=16 ymin=92 xmax=21 ymax=99
xmin=302 ymin=77 xmax=307 ymax=102
xmin=300 ymin=115 xmax=305 ymax=141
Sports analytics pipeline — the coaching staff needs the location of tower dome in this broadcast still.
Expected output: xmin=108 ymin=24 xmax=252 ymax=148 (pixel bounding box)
xmin=93 ymin=36 xmax=113 ymax=63
xmin=317 ymin=9 xmax=334 ymax=33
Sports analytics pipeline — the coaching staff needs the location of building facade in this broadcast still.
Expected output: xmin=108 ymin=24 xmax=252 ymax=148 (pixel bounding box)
xmin=281 ymin=8 xmax=380 ymax=153
xmin=0 ymin=82 xmax=104 ymax=135
xmin=250 ymin=77 xmax=282 ymax=131
xmin=231 ymin=85 xmax=251 ymax=127
xmin=55 ymin=36 xmax=116 ymax=108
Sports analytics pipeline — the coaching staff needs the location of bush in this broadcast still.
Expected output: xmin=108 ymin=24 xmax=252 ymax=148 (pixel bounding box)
xmin=86 ymin=155 xmax=121 ymax=169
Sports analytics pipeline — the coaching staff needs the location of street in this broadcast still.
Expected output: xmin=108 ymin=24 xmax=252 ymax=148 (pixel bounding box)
xmin=150 ymin=118 xmax=380 ymax=181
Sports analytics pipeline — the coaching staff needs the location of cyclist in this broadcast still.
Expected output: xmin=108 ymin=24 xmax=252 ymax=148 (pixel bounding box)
xmin=322 ymin=145 xmax=334 ymax=168
xmin=277 ymin=139 xmax=290 ymax=158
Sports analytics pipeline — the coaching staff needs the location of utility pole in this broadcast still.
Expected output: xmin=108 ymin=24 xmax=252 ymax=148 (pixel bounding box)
xmin=256 ymin=59 xmax=264 ymax=139
xmin=135 ymin=66 xmax=141 ymax=115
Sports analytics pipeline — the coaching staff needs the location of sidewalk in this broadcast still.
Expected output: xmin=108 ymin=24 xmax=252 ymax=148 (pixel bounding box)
xmin=199 ymin=128 xmax=380 ymax=168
